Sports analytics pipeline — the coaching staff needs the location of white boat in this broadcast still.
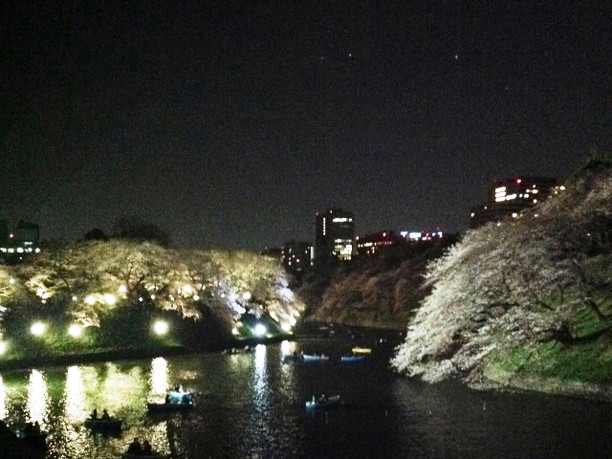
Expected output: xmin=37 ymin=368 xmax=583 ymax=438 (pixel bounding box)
xmin=302 ymin=354 xmax=330 ymax=362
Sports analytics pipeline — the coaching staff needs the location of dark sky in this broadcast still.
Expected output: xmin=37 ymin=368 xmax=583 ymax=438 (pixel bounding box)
xmin=2 ymin=1 xmax=610 ymax=250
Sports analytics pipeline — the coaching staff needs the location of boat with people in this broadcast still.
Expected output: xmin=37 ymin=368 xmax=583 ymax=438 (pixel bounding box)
xmin=85 ymin=408 xmax=123 ymax=432
xmin=305 ymin=394 xmax=342 ymax=410
xmin=85 ymin=417 xmax=123 ymax=432
xmin=121 ymin=437 xmax=165 ymax=458
xmin=282 ymin=352 xmax=303 ymax=362
xmin=18 ymin=423 xmax=48 ymax=451
xmin=147 ymin=387 xmax=195 ymax=412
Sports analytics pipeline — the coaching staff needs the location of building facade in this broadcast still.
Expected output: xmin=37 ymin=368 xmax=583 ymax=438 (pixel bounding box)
xmin=281 ymin=240 xmax=312 ymax=275
xmin=355 ymin=230 xmax=399 ymax=257
xmin=314 ymin=208 xmax=355 ymax=266
xmin=0 ymin=219 xmax=41 ymax=262
xmin=470 ymin=176 xmax=558 ymax=228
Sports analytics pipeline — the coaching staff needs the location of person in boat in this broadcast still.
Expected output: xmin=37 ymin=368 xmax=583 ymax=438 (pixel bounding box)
xmin=165 ymin=393 xmax=171 ymax=404
xmin=101 ymin=409 xmax=110 ymax=420
xmin=90 ymin=408 xmax=98 ymax=420
xmin=127 ymin=437 xmax=142 ymax=455
xmin=142 ymin=439 xmax=153 ymax=455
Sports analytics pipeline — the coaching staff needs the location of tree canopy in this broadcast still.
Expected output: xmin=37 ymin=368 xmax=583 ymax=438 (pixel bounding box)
xmin=392 ymin=158 xmax=612 ymax=390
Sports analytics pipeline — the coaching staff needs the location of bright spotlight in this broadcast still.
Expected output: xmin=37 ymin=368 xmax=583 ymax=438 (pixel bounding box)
xmin=254 ymin=324 xmax=267 ymax=337
xmin=68 ymin=324 xmax=83 ymax=338
xmin=103 ymin=293 xmax=116 ymax=305
xmin=153 ymin=320 xmax=169 ymax=336
xmin=281 ymin=322 xmax=292 ymax=332
xmin=0 ymin=341 xmax=7 ymax=355
xmin=30 ymin=322 xmax=47 ymax=336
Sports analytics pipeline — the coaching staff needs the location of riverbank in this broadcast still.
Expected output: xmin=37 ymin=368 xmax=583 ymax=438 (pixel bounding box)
xmin=0 ymin=334 xmax=293 ymax=373
xmin=474 ymin=364 xmax=612 ymax=403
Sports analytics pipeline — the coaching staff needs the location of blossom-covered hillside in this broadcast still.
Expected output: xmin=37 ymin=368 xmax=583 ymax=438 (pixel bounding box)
xmin=392 ymin=157 xmax=612 ymax=399
xmin=301 ymin=240 xmax=455 ymax=329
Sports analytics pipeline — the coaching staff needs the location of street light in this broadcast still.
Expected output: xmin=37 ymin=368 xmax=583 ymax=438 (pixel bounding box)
xmin=30 ymin=322 xmax=47 ymax=336
xmin=68 ymin=324 xmax=83 ymax=338
xmin=253 ymin=323 xmax=267 ymax=337
xmin=153 ymin=320 xmax=169 ymax=336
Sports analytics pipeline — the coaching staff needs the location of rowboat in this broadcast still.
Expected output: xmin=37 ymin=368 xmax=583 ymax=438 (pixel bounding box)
xmin=147 ymin=401 xmax=194 ymax=412
xmin=351 ymin=347 xmax=372 ymax=354
xmin=340 ymin=355 xmax=367 ymax=363
xmin=302 ymin=354 xmax=330 ymax=362
xmin=147 ymin=390 xmax=195 ymax=412
xmin=84 ymin=417 xmax=123 ymax=432
xmin=305 ymin=394 xmax=342 ymax=410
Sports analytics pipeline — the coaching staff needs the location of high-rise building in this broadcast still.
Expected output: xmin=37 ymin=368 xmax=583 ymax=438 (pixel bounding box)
xmin=470 ymin=176 xmax=558 ymax=228
xmin=314 ymin=208 xmax=355 ymax=265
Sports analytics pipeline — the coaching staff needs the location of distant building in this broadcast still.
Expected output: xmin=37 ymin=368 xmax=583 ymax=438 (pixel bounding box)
xmin=355 ymin=230 xmax=399 ymax=257
xmin=281 ymin=240 xmax=312 ymax=274
xmin=314 ymin=208 xmax=355 ymax=266
xmin=470 ymin=176 xmax=558 ymax=228
xmin=0 ymin=219 xmax=41 ymax=263
xmin=399 ymin=229 xmax=444 ymax=242
xmin=260 ymin=246 xmax=282 ymax=260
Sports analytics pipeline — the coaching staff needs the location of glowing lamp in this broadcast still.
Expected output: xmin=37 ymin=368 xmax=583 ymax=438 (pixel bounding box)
xmin=103 ymin=293 xmax=116 ymax=305
xmin=253 ymin=324 xmax=267 ymax=337
xmin=68 ymin=324 xmax=83 ymax=338
xmin=153 ymin=320 xmax=169 ymax=336
xmin=242 ymin=292 xmax=252 ymax=301
xmin=30 ymin=322 xmax=47 ymax=336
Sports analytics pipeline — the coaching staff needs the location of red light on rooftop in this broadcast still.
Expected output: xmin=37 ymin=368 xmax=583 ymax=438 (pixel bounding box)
xmin=9 ymin=233 xmax=14 ymax=239
xmin=516 ymin=179 xmax=522 ymax=184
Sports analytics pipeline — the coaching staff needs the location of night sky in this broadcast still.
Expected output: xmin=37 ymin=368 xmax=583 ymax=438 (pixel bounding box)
xmin=2 ymin=1 xmax=610 ymax=250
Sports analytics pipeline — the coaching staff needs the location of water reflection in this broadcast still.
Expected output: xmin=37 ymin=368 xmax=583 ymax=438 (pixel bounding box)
xmin=150 ymin=357 xmax=168 ymax=398
xmin=100 ymin=363 xmax=144 ymax=413
xmin=65 ymin=366 xmax=87 ymax=422
xmin=253 ymin=343 xmax=267 ymax=398
xmin=27 ymin=369 xmax=48 ymax=428
xmin=0 ymin=375 xmax=6 ymax=419
xmin=280 ymin=339 xmax=297 ymax=356
xmin=0 ymin=341 xmax=608 ymax=459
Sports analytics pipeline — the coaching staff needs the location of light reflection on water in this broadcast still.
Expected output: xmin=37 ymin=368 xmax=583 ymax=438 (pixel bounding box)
xmin=0 ymin=338 xmax=609 ymax=458
xmin=150 ymin=357 xmax=168 ymax=398
xmin=27 ymin=369 xmax=48 ymax=428
xmin=65 ymin=366 xmax=86 ymax=423
xmin=0 ymin=375 xmax=6 ymax=419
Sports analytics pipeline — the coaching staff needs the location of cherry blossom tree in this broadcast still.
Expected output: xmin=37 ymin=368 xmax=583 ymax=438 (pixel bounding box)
xmin=392 ymin=158 xmax=611 ymax=385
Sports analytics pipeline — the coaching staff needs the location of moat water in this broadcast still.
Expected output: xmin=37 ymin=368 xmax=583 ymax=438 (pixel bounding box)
xmin=0 ymin=333 xmax=610 ymax=458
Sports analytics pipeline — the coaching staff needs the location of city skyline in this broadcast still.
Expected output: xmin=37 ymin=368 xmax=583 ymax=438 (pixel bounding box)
xmin=2 ymin=1 xmax=610 ymax=250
